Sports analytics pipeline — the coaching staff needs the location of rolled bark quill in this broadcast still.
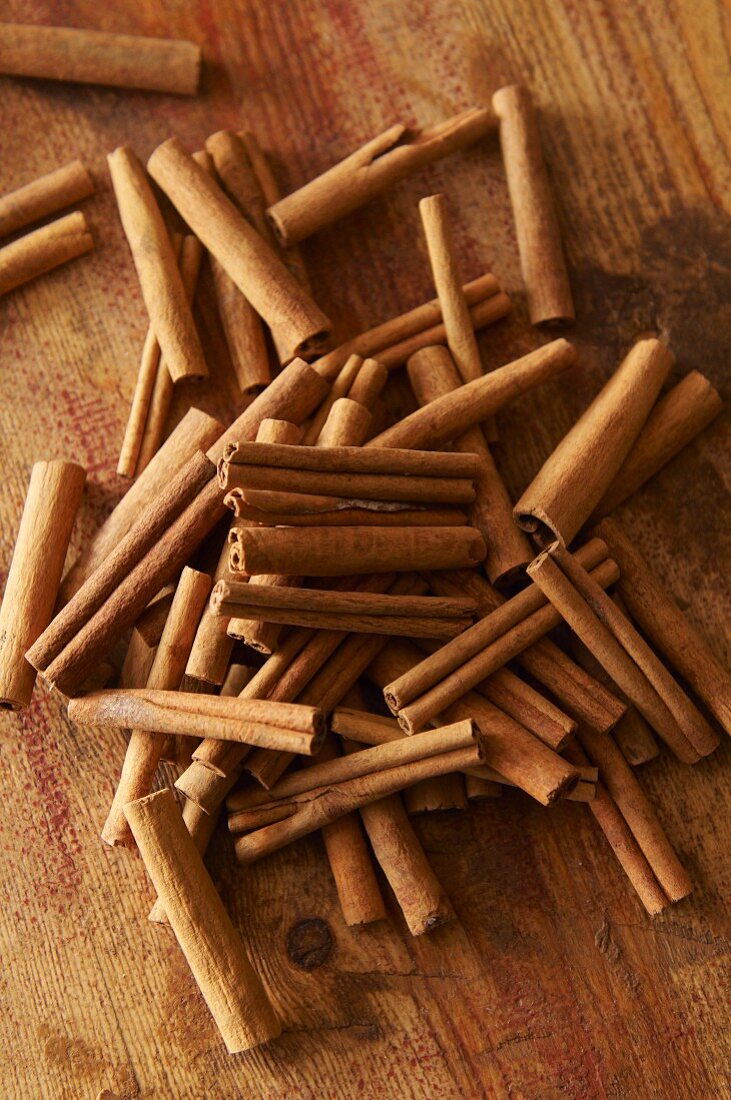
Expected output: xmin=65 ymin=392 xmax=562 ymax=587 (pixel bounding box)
xmin=134 ymin=234 xmax=206 ymax=473
xmin=368 ymin=339 xmax=577 ymax=449
xmin=108 ymin=145 xmax=207 ymax=384
xmin=0 ymin=23 xmax=201 ymax=94
xmin=492 ymin=84 xmax=574 ymax=326
xmin=266 ymin=106 xmax=495 ymax=246
xmin=0 ymin=461 xmax=85 ymax=710
xmin=229 ymin=526 xmax=485 ymax=577
xmin=0 ymin=210 xmax=93 ymax=297
xmin=514 ymin=338 xmax=673 ymax=545
xmin=304 ymin=356 xmax=364 ymax=443
xmin=61 ymin=407 xmax=223 ymax=602
xmin=185 ymin=534 xmax=235 ymax=686
xmin=147 ymin=138 xmax=331 ymax=360
xmin=69 ymin=690 xmax=325 ymax=754
xmin=596 ymin=517 xmax=731 ymax=735
xmin=211 ymin=580 xmax=475 ymax=639
xmin=384 ymin=537 xmax=614 ymax=730
xmin=313 ymin=273 xmax=502 ymax=380
xmin=124 ymin=789 xmax=281 ymax=1054
xmin=407 ymin=345 xmax=532 ymax=585
xmin=593 ymin=371 xmax=723 ymax=516
xmin=548 ymin=543 xmax=719 ymax=757
xmin=0 ymin=159 xmax=94 ymax=239
xmin=231 ymin=504 xmax=465 ymax=528
xmin=526 ymin=546 xmax=702 ymax=763
xmin=101 ymin=567 xmax=212 ymax=848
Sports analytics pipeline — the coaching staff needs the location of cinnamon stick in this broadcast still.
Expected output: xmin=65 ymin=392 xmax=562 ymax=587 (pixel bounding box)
xmin=313 ymin=273 xmax=501 ymax=380
xmin=593 ymin=371 xmax=723 ymax=517
xmin=550 ymin=544 xmax=718 ymax=758
xmin=303 ymin=356 xmax=364 ymax=444
xmin=185 ymin=533 xmax=235 ymax=687
xmin=124 ymin=789 xmax=281 ymax=1053
xmin=0 ymin=159 xmax=94 ymax=239
xmin=221 ymin=440 xmax=480 ymax=479
xmin=147 ymin=138 xmax=331 ymax=360
xmin=267 ymin=107 xmax=495 ymax=245
xmin=492 ymin=84 xmax=574 ymax=326
xmin=0 ymin=461 xmax=85 ymax=710
xmin=108 ymin=145 xmax=207 ymax=384
xmin=527 ymin=546 xmax=701 ymax=763
xmin=346 ymin=359 xmax=388 ymax=408
xmin=0 ymin=23 xmax=201 ymax=95
xmin=596 ymin=517 xmax=731 ymax=735
xmin=69 ymin=690 xmax=325 ymax=753
xmin=61 ymin=408 xmax=223 ymax=602
xmin=101 ymin=567 xmax=212 ymax=848
xmin=407 ymin=344 xmax=532 ymax=585
xmin=221 ymin=465 xmax=477 ymax=506
xmin=515 ymin=338 xmax=673 ymax=545
xmin=404 ymin=774 xmax=468 ymax=814
xmin=230 ymin=503 xmax=465 ymax=528
xmin=229 ymin=525 xmax=485 ymax=577
xmin=0 ymin=210 xmax=93 ymax=296
xmin=368 ymin=339 xmax=577 ymax=449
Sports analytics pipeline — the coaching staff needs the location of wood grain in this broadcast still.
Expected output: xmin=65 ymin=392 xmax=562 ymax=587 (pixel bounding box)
xmin=0 ymin=1 xmax=728 ymax=1097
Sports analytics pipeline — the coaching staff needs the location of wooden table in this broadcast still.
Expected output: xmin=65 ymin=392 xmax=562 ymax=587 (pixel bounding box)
xmin=0 ymin=2 xmax=729 ymax=1097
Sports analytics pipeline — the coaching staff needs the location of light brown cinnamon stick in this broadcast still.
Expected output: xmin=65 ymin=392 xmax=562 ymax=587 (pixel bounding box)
xmin=0 ymin=461 xmax=85 ymax=709
xmin=527 ymin=546 xmax=701 ymax=763
xmin=125 ymin=789 xmax=281 ymax=1054
xmin=303 ymin=356 xmax=364 ymax=444
xmin=407 ymin=344 xmax=532 ymax=585
xmin=515 ymin=338 xmax=673 ymax=545
xmin=101 ymin=567 xmax=212 ymax=848
xmin=0 ymin=210 xmax=93 ymax=296
xmin=372 ymin=292 xmax=512 ymax=371
xmin=108 ymin=145 xmax=207 ymax=383
xmin=0 ymin=159 xmax=94 ymax=239
xmin=185 ymin=533 xmax=235 ymax=687
xmin=0 ymin=23 xmax=201 ymax=94
xmin=368 ymin=339 xmax=576 ymax=449
xmin=267 ymin=107 xmax=495 ymax=245
xmin=492 ymin=84 xmax=574 ymax=326
xmin=596 ymin=517 xmax=731 ymax=735
xmin=593 ymin=371 xmax=723 ymax=517
xmin=147 ymin=138 xmax=331 ymax=360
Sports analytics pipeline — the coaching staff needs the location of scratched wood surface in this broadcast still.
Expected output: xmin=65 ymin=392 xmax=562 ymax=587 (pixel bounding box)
xmin=0 ymin=1 xmax=729 ymax=1097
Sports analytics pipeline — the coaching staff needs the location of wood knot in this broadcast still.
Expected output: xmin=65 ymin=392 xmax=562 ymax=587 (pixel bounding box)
xmin=286 ymin=918 xmax=332 ymax=970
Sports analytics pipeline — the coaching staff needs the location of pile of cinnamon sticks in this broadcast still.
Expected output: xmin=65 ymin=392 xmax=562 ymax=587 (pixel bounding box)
xmin=0 ymin=66 xmax=728 ymax=1058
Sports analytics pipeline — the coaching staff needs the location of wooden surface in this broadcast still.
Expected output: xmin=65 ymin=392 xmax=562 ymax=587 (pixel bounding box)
xmin=0 ymin=1 xmax=729 ymax=1097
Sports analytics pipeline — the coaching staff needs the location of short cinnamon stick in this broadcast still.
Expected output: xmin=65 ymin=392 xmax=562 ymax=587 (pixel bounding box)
xmin=492 ymin=84 xmax=574 ymax=326
xmin=0 ymin=159 xmax=94 ymax=239
xmin=0 ymin=210 xmax=93 ymax=296
xmin=303 ymin=356 xmax=364 ymax=444
xmin=185 ymin=533 xmax=235 ymax=686
xmin=0 ymin=461 xmax=85 ymax=709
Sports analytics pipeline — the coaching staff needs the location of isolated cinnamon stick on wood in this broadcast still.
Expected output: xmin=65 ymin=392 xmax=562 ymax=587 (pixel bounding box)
xmin=147 ymin=138 xmax=331 ymax=361
xmin=0 ymin=23 xmax=201 ymax=94
xmin=596 ymin=517 xmax=731 ymax=735
xmin=492 ymin=84 xmax=574 ymax=326
xmin=0 ymin=461 xmax=85 ymax=710
xmin=0 ymin=210 xmax=93 ymax=296
xmin=407 ymin=344 xmax=532 ymax=585
xmin=124 ymin=789 xmax=281 ymax=1053
xmin=267 ymin=106 xmax=495 ymax=245
xmin=108 ymin=145 xmax=207 ymax=384
xmin=514 ymin=337 xmax=673 ymax=545
xmin=0 ymin=159 xmax=94 ymax=239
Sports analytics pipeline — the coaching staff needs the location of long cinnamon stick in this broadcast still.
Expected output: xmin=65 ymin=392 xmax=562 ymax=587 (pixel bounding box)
xmin=212 ymin=581 xmax=474 ymax=622
xmin=221 ymin=440 xmax=480 ymax=479
xmin=492 ymin=84 xmax=574 ymax=326
xmin=313 ymin=273 xmax=501 ymax=380
xmin=407 ymin=344 xmax=532 ymax=585
xmin=229 ymin=525 xmax=485 ymax=577
xmin=125 ymin=789 xmax=281 ymax=1053
xmin=550 ymin=543 xmax=718 ymax=758
xmin=267 ymin=107 xmax=495 ymax=245
xmin=527 ymin=546 xmax=700 ymax=763
xmin=101 ymin=567 xmax=212 ymax=847
xmin=596 ymin=517 xmax=731 ymax=735
xmin=0 ymin=159 xmax=94 ymax=238
xmin=221 ymin=465 xmax=477 ymax=506
xmin=61 ymin=407 xmax=222 ymax=602
xmin=147 ymin=138 xmax=331 ymax=360
xmin=0 ymin=210 xmax=93 ymax=296
xmin=0 ymin=24 xmax=201 ymax=94
xmin=515 ymin=338 xmax=673 ymax=545
xmin=0 ymin=461 xmax=85 ymax=710
xmin=368 ymin=339 xmax=576 ymax=449
xmin=593 ymin=371 xmax=723 ymax=517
